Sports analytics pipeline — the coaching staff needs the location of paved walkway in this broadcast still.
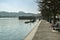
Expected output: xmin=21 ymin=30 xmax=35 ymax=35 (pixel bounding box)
xmin=32 ymin=20 xmax=60 ymax=40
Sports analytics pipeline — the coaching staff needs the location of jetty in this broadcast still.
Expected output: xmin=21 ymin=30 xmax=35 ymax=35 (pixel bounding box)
xmin=24 ymin=20 xmax=60 ymax=40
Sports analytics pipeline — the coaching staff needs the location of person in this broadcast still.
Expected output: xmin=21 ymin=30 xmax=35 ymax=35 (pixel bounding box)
xmin=52 ymin=19 xmax=60 ymax=32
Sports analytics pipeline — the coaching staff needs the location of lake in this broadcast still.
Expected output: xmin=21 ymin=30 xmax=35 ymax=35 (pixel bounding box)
xmin=0 ymin=18 xmax=38 ymax=40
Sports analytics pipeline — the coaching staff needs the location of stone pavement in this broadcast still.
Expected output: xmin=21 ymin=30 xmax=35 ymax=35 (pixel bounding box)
xmin=32 ymin=20 xmax=60 ymax=40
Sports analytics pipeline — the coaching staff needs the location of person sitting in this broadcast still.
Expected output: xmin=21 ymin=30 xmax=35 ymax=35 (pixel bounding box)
xmin=52 ymin=20 xmax=60 ymax=32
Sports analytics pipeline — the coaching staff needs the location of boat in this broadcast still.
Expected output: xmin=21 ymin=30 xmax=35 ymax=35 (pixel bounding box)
xmin=25 ymin=19 xmax=36 ymax=23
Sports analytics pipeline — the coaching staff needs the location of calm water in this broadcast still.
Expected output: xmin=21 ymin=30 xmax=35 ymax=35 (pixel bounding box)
xmin=0 ymin=18 xmax=38 ymax=40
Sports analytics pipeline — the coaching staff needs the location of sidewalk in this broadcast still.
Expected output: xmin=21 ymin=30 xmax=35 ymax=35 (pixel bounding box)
xmin=32 ymin=20 xmax=60 ymax=40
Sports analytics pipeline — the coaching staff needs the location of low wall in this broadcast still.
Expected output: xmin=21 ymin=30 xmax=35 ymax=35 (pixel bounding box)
xmin=24 ymin=20 xmax=42 ymax=40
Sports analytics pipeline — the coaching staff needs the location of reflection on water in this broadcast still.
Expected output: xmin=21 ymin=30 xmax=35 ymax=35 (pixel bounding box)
xmin=0 ymin=18 xmax=37 ymax=40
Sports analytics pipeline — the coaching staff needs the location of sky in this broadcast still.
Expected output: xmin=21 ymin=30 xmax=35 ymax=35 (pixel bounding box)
xmin=0 ymin=0 xmax=38 ymax=14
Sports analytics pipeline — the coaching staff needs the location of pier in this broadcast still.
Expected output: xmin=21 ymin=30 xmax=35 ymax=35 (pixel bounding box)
xmin=19 ymin=16 xmax=37 ymax=20
xmin=24 ymin=20 xmax=60 ymax=40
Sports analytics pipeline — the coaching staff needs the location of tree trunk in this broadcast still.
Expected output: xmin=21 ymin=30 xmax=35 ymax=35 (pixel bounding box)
xmin=53 ymin=14 xmax=56 ymax=24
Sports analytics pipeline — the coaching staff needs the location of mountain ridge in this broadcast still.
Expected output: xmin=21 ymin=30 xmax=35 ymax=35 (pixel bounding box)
xmin=0 ymin=11 xmax=40 ymax=17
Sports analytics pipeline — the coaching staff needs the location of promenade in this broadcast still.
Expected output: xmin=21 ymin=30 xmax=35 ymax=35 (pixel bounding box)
xmin=24 ymin=20 xmax=60 ymax=40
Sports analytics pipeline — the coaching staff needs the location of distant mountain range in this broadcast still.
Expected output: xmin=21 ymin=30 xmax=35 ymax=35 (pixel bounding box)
xmin=0 ymin=11 xmax=40 ymax=17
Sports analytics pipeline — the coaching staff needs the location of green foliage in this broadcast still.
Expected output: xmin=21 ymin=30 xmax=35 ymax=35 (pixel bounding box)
xmin=37 ymin=0 xmax=60 ymax=22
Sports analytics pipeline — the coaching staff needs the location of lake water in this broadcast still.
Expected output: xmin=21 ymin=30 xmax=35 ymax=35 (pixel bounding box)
xmin=0 ymin=18 xmax=38 ymax=40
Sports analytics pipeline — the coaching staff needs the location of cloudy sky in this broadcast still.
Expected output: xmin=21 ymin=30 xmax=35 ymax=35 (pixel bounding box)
xmin=0 ymin=0 xmax=38 ymax=14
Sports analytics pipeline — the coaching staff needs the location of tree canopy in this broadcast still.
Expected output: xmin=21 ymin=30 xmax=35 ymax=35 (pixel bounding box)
xmin=37 ymin=0 xmax=60 ymax=23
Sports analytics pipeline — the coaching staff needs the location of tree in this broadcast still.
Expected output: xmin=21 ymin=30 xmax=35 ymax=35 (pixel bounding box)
xmin=37 ymin=0 xmax=60 ymax=24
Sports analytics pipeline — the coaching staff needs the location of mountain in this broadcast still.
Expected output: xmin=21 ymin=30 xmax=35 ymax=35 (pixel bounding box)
xmin=0 ymin=11 xmax=40 ymax=17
